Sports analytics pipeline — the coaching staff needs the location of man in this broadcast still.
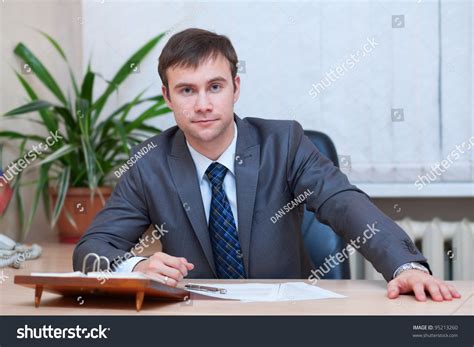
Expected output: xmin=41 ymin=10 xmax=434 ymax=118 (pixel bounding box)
xmin=73 ymin=28 xmax=460 ymax=302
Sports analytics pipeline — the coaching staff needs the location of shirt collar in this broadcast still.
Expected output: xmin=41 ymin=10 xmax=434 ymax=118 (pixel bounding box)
xmin=186 ymin=121 xmax=238 ymax=182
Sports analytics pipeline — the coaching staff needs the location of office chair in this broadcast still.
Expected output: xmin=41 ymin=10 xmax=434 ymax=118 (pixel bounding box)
xmin=301 ymin=130 xmax=351 ymax=279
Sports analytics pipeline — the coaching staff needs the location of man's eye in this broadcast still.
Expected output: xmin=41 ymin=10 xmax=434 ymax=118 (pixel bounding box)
xmin=181 ymin=87 xmax=193 ymax=95
xmin=210 ymin=84 xmax=221 ymax=92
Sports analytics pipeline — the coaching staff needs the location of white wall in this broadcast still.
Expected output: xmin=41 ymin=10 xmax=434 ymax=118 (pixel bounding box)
xmin=82 ymin=0 xmax=473 ymax=187
xmin=0 ymin=0 xmax=472 ymax=241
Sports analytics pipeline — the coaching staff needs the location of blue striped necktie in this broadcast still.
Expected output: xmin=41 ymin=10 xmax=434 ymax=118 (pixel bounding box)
xmin=205 ymin=162 xmax=246 ymax=279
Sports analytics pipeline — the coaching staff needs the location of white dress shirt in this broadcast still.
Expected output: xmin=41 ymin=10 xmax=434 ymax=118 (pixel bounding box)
xmin=114 ymin=122 xmax=239 ymax=272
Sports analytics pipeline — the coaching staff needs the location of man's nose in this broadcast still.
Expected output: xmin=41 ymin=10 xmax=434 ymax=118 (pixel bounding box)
xmin=194 ymin=91 xmax=213 ymax=113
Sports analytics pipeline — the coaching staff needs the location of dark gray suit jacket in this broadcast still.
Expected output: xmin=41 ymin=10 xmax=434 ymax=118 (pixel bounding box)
xmin=73 ymin=115 xmax=430 ymax=281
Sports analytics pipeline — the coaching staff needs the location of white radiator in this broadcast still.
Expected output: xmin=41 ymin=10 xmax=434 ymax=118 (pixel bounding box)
xmin=350 ymin=218 xmax=474 ymax=281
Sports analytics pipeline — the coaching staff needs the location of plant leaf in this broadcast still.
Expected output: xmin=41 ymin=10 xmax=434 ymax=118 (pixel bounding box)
xmin=125 ymin=122 xmax=163 ymax=134
xmin=114 ymin=121 xmax=130 ymax=154
xmin=11 ymin=69 xmax=58 ymax=132
xmin=124 ymin=105 xmax=170 ymax=132
xmin=34 ymin=144 xmax=76 ymax=167
xmin=81 ymin=136 xmax=96 ymax=190
xmin=37 ymin=30 xmax=66 ymax=60
xmin=15 ymin=139 xmax=28 ymax=238
xmin=51 ymin=166 xmax=70 ymax=227
xmin=26 ymin=163 xmax=51 ymax=230
xmin=92 ymin=94 xmax=164 ymax=146
xmin=80 ymin=71 xmax=95 ymax=104
xmin=3 ymin=100 xmax=54 ymax=116
xmin=0 ymin=131 xmax=45 ymax=142
xmin=36 ymin=30 xmax=80 ymax=99
xmin=14 ymin=180 xmax=25 ymax=239
xmin=14 ymin=43 xmax=67 ymax=105
xmin=63 ymin=208 xmax=78 ymax=231
xmin=53 ymin=106 xmax=76 ymax=130
xmin=91 ymin=33 xmax=165 ymax=123
xmin=42 ymin=182 xmax=51 ymax=221
xmin=120 ymin=87 xmax=149 ymax=122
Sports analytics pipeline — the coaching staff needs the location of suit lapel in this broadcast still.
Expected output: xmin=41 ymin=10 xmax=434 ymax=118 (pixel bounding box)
xmin=167 ymin=131 xmax=217 ymax=276
xmin=234 ymin=116 xmax=260 ymax=277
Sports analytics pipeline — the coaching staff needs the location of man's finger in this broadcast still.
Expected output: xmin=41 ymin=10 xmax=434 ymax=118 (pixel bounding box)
xmin=156 ymin=263 xmax=184 ymax=282
xmin=412 ymin=282 xmax=427 ymax=302
xmin=176 ymin=258 xmax=194 ymax=274
xmin=447 ymin=285 xmax=461 ymax=298
xmin=144 ymin=271 xmax=178 ymax=287
xmin=387 ymin=280 xmax=400 ymax=299
xmin=159 ymin=275 xmax=178 ymax=287
xmin=438 ymin=284 xmax=453 ymax=301
xmin=426 ymin=282 xmax=443 ymax=302
xmin=180 ymin=258 xmax=195 ymax=271
xmin=161 ymin=254 xmax=189 ymax=276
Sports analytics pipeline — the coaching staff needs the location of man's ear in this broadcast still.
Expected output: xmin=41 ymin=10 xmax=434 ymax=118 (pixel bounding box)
xmin=162 ymin=85 xmax=173 ymax=110
xmin=233 ymin=75 xmax=241 ymax=104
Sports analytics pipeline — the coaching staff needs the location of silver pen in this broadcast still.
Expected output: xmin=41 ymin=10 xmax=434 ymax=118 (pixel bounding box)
xmin=185 ymin=283 xmax=227 ymax=294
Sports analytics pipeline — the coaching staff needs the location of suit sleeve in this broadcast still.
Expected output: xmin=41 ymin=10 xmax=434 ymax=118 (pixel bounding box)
xmin=286 ymin=121 xmax=431 ymax=281
xmin=72 ymin=155 xmax=151 ymax=273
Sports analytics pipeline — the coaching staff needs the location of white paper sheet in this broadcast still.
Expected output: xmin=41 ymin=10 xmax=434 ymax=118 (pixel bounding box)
xmin=186 ymin=282 xmax=346 ymax=302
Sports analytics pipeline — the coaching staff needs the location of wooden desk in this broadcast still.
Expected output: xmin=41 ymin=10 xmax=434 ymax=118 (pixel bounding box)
xmin=1 ymin=243 xmax=472 ymax=315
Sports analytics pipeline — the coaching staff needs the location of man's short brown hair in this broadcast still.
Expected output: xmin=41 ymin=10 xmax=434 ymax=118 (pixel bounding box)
xmin=158 ymin=28 xmax=238 ymax=93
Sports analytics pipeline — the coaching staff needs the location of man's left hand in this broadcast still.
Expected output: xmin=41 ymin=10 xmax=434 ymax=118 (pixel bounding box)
xmin=387 ymin=270 xmax=461 ymax=302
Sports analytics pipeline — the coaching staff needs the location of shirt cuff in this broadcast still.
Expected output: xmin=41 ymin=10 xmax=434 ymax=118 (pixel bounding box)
xmin=113 ymin=256 xmax=147 ymax=273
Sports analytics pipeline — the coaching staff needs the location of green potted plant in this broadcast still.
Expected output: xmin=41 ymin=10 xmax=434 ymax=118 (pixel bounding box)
xmin=0 ymin=31 xmax=170 ymax=243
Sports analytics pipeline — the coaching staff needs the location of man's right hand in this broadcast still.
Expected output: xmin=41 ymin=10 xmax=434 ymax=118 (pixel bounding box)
xmin=132 ymin=252 xmax=194 ymax=287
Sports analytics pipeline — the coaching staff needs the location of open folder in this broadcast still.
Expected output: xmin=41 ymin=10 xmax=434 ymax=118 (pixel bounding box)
xmin=14 ymin=252 xmax=189 ymax=311
xmin=14 ymin=271 xmax=189 ymax=311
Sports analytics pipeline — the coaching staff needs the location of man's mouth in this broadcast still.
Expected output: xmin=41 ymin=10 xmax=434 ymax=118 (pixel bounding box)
xmin=192 ymin=119 xmax=218 ymax=124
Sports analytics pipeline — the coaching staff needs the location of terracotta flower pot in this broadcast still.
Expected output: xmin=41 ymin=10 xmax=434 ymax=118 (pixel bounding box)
xmin=49 ymin=187 xmax=112 ymax=244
